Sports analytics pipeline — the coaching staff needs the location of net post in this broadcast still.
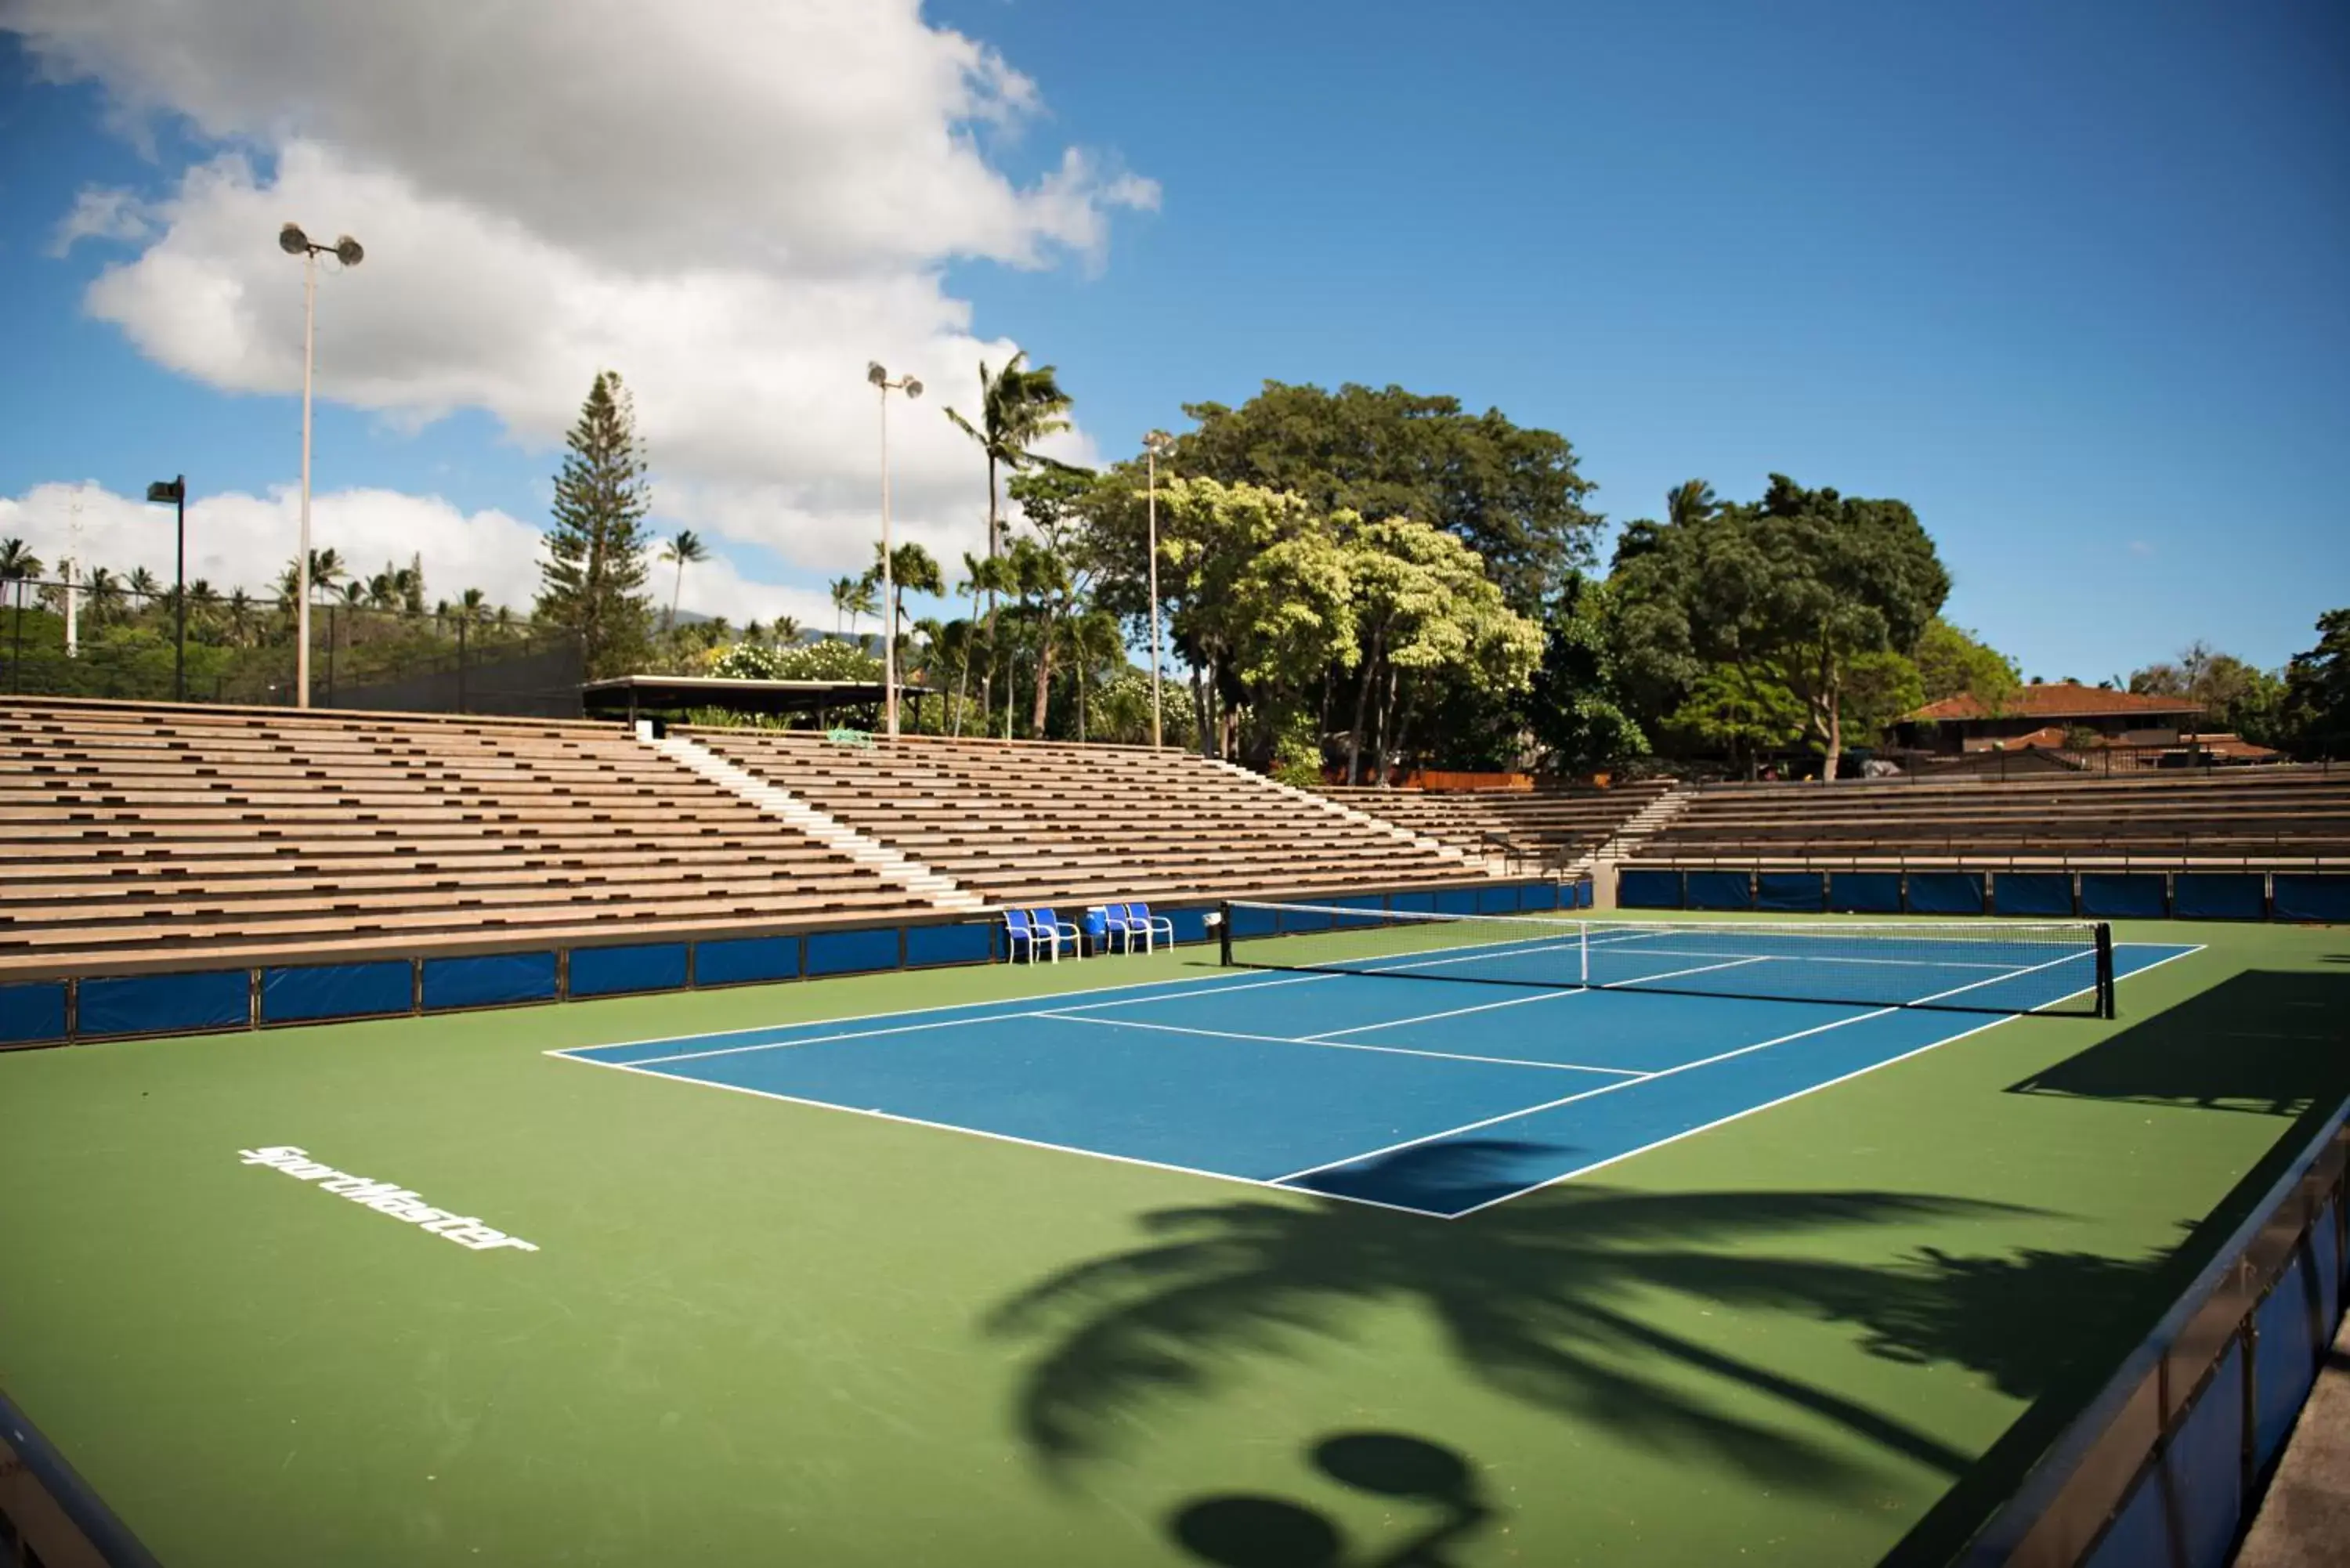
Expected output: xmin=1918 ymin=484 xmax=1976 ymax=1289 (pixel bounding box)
xmin=1217 ymin=901 xmax=1234 ymax=968
xmin=2095 ymin=923 xmax=2116 ymax=1019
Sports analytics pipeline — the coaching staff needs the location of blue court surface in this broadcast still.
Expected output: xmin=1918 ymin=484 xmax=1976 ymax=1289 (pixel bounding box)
xmin=551 ymin=927 xmax=2200 ymax=1219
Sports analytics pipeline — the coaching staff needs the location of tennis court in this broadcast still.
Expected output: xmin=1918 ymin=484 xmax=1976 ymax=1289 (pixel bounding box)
xmin=553 ymin=908 xmax=2200 ymax=1219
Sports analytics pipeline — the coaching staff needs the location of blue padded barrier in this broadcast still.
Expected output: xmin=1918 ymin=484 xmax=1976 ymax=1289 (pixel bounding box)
xmin=262 ymin=961 xmax=414 ymax=1024
xmin=906 ymin=923 xmax=996 ymax=969
xmin=569 ymin=942 xmax=689 ymax=999
xmin=2167 ymin=1339 xmax=2247 ymax=1568
xmin=421 ymin=952 xmax=558 ymax=1012
xmin=805 ymin=927 xmax=902 ymax=977
xmin=1906 ymin=871 xmax=1987 ymax=916
xmin=2273 ymin=875 xmax=2350 ymax=923
xmin=2081 ymin=873 xmax=2168 ymax=921
xmin=1432 ymin=887 xmax=1482 ymax=916
xmin=1282 ymin=904 xmax=1336 ymax=934
xmin=2317 ymin=1198 xmax=2343 ymax=1340
xmin=2172 ymin=873 xmax=2265 ymax=922
xmin=1390 ymin=891 xmax=1437 ymax=914
xmin=1515 ymin=882 xmax=1556 ymax=912
xmin=1685 ymin=870 xmax=1754 ymax=912
xmin=694 ymin=935 xmax=800 ymax=987
xmin=78 ymin=970 xmax=251 ymax=1038
xmin=1755 ymin=871 xmax=1825 ymax=914
xmin=1567 ymin=880 xmax=1593 ymax=910
xmin=1993 ymin=871 xmax=2074 ymax=918
xmin=2251 ymin=1248 xmax=2325 ymax=1475
xmin=1165 ymin=907 xmax=1213 ymax=945
xmin=1477 ymin=883 xmax=1522 ymax=915
xmin=1617 ymin=869 xmax=1684 ymax=909
xmin=2082 ymin=1457 xmax=2170 ymax=1568
xmin=0 ymin=982 xmax=70 ymax=1046
xmin=1828 ymin=871 xmax=1904 ymax=915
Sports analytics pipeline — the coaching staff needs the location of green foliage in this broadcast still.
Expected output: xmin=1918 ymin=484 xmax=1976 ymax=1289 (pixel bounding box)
xmin=1152 ymin=381 xmax=1601 ymax=612
xmin=1522 ymin=575 xmax=1646 ymax=776
xmin=1914 ymin=617 xmax=2020 ymax=712
xmin=709 ymin=638 xmax=884 ymax=683
xmin=2129 ymin=640 xmax=2289 ymax=743
xmin=1270 ymin=717 xmax=1325 ymax=788
xmin=2278 ymin=609 xmax=2350 ymax=759
xmin=536 ymin=370 xmax=655 ymax=678
xmin=1612 ymin=475 xmax=1949 ymax=776
xmin=1666 ymin=667 xmax=1807 ymax=778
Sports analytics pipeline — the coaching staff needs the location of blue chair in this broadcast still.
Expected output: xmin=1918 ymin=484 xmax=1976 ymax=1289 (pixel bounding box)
xmin=1116 ymin=902 xmax=1175 ymax=953
xmin=1002 ymin=908 xmax=1043 ymax=963
xmin=1029 ymin=907 xmax=1081 ymax=962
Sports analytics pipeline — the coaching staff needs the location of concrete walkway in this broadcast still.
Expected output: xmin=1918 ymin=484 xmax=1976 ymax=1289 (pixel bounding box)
xmin=2233 ymin=1313 xmax=2350 ymax=1567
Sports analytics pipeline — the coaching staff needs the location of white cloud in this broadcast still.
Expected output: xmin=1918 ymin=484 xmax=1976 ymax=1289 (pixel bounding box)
xmin=1 ymin=480 xmax=851 ymax=632
xmin=6 ymin=0 xmax=1153 ymax=594
xmin=47 ymin=186 xmax=154 ymax=255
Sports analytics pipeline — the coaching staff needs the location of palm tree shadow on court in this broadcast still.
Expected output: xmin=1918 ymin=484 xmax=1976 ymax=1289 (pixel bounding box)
xmin=985 ymin=1139 xmax=2084 ymax=1500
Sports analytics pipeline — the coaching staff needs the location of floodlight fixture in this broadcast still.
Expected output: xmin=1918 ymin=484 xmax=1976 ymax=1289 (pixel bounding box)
xmin=279 ymin=222 xmax=309 ymax=255
xmin=280 ymin=220 xmax=367 ymax=706
xmin=333 ymin=235 xmax=364 ymax=267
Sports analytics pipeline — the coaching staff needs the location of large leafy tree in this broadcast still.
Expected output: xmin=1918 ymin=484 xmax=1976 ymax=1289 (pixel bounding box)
xmin=1156 ymin=381 xmax=1602 ymax=612
xmin=1914 ymin=617 xmax=2020 ymax=712
xmin=2278 ymin=610 xmax=2350 ymax=759
xmin=1613 ymin=475 xmax=1948 ymax=779
xmin=536 ymin=370 xmax=655 ymax=678
xmin=2128 ymin=640 xmax=2288 ymax=743
xmin=1522 ymin=573 xmax=1646 ymax=778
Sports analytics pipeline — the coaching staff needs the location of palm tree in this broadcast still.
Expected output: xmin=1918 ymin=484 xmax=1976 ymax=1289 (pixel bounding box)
xmin=225 ymin=589 xmax=257 ymax=647
xmin=459 ymin=587 xmax=490 ymax=623
xmin=127 ymin=566 xmax=161 ymax=602
xmin=309 ymin=548 xmax=349 ymax=602
xmin=365 ymin=567 xmax=401 ymax=611
xmin=0 ymin=537 xmax=42 ymax=582
xmin=660 ymin=529 xmax=709 ymax=632
xmin=1665 ymin=480 xmax=1718 ymax=529
xmin=772 ymin=616 xmax=801 ymax=646
xmin=835 ymin=575 xmax=877 ymax=642
xmin=945 ymin=353 xmax=1076 ymax=714
xmin=83 ymin=567 xmax=122 ymax=623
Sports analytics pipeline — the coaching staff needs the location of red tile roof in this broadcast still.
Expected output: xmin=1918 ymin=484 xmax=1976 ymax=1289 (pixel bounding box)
xmin=1902 ymin=682 xmax=2204 ymax=723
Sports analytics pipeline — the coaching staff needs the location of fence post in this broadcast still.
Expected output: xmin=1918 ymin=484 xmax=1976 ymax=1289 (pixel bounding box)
xmin=7 ymin=577 xmax=22 ymax=692
xmin=457 ymin=618 xmax=468 ymax=714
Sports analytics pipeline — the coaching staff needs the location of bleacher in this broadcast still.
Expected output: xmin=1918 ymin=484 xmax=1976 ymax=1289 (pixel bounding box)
xmin=1318 ymin=781 xmax=1675 ymax=869
xmin=0 ymin=698 xmax=935 ymax=978
xmin=1628 ymin=769 xmax=2350 ymax=873
xmin=681 ymin=727 xmax=1478 ymax=905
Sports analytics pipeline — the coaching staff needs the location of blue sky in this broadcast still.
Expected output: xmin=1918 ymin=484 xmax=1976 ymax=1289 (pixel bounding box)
xmin=3 ymin=0 xmax=2345 ymax=677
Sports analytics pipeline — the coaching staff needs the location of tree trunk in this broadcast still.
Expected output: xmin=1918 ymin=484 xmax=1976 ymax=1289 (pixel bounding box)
xmin=1822 ymin=682 xmax=1843 ymax=784
xmin=1191 ymin=667 xmax=1211 ymax=757
xmin=1372 ymin=664 xmax=1399 ymax=786
xmin=981 ymin=447 xmax=999 ymax=726
xmin=1345 ymin=630 xmax=1382 ymax=785
xmin=1031 ymin=607 xmax=1056 ymax=737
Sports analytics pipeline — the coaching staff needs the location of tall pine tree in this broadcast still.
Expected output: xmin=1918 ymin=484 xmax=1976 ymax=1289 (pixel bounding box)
xmin=537 ymin=370 xmax=655 ymax=677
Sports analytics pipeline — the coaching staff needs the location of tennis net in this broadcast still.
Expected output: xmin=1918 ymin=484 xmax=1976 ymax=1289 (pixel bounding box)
xmin=1217 ymin=900 xmax=2116 ymax=1017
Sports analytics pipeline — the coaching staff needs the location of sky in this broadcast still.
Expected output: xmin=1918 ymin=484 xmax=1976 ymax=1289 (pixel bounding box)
xmin=0 ymin=0 xmax=2344 ymax=679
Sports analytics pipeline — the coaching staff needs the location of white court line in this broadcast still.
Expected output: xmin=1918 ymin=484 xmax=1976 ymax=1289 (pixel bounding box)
xmin=540 ymin=1047 xmax=1447 ymax=1221
xmin=592 ymin=1007 xmax=1069 ymax=1066
xmin=1041 ymin=1010 xmax=1640 ymax=1075
xmin=1594 ymin=945 xmax=2029 ymax=972
xmin=1267 ymin=943 xmax=2104 ymax=1189
xmin=1439 ymin=941 xmax=2211 ymax=1217
xmin=554 ymin=956 xmax=1278 ymax=1059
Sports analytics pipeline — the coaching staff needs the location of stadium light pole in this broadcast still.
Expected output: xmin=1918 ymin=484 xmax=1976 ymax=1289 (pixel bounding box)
xmin=144 ymin=475 xmax=186 ymax=701
xmin=279 ymin=222 xmax=363 ymax=708
xmin=1143 ymin=430 xmax=1175 ymax=750
xmin=867 ymin=362 xmax=922 ymax=739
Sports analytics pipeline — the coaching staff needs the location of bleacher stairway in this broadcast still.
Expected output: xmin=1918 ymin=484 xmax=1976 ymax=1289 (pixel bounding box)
xmin=648 ymin=732 xmax=980 ymax=912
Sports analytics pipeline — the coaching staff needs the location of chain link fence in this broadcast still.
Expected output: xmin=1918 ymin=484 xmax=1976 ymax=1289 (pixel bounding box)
xmin=0 ymin=577 xmax=584 ymax=718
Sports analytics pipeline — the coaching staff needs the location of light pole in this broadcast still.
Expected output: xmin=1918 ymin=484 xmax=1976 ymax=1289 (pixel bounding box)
xmin=144 ymin=475 xmax=186 ymax=701
xmin=279 ymin=222 xmax=363 ymax=708
xmin=1144 ymin=430 xmax=1175 ymax=750
xmin=866 ymin=361 xmax=922 ymax=738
